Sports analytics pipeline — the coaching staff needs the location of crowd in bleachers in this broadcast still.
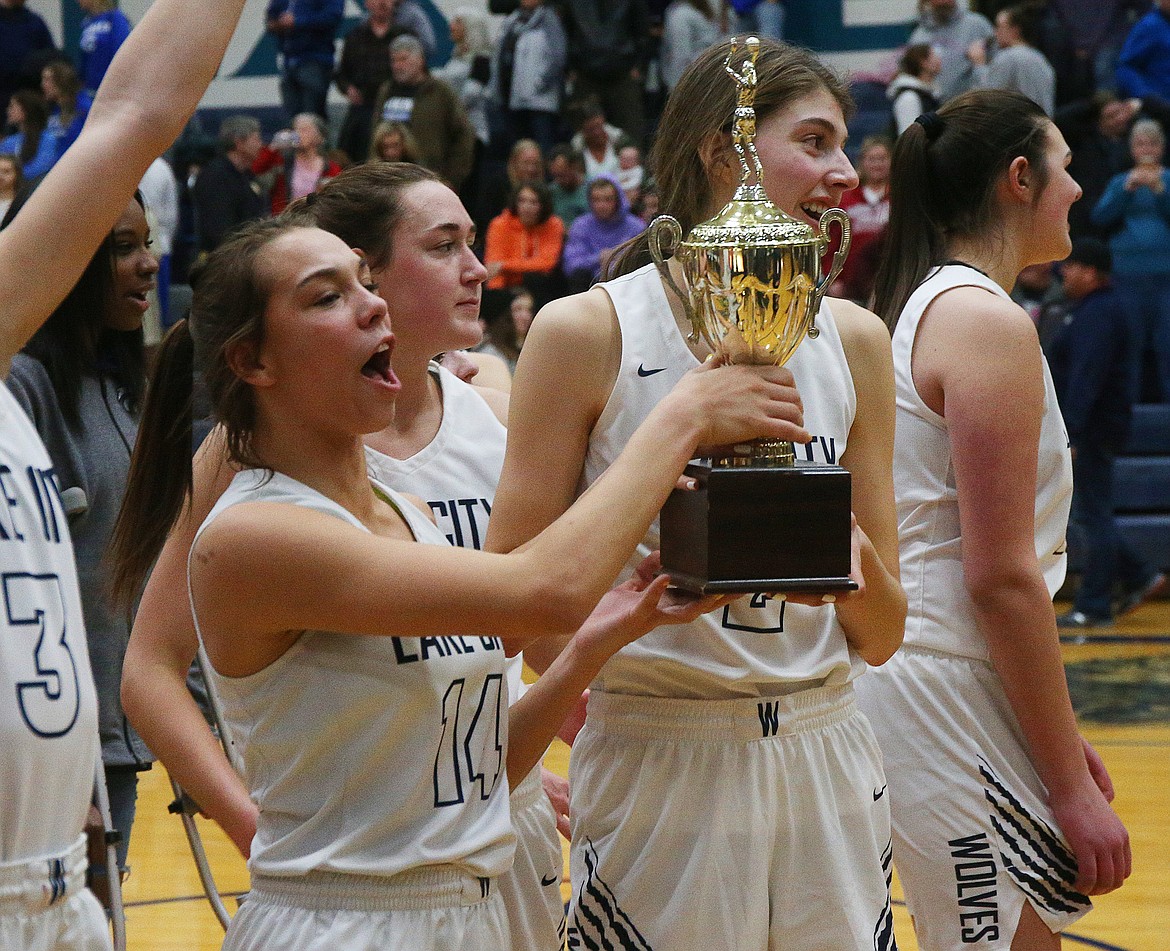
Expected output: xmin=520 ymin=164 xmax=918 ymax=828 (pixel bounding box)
xmin=5 ymin=0 xmax=1169 ymax=403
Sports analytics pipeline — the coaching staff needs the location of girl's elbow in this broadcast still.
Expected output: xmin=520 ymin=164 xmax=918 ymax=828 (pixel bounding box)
xmin=860 ymin=601 xmax=907 ymax=667
xmin=520 ymin=574 xmax=595 ymax=640
xmin=963 ymin=564 xmax=1039 ymax=608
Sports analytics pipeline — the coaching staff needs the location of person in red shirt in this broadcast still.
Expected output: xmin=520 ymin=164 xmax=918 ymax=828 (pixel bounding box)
xmin=252 ymin=112 xmax=343 ymax=215
xmin=829 ymin=135 xmax=891 ymax=305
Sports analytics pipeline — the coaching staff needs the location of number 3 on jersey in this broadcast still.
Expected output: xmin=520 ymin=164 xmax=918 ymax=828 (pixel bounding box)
xmin=433 ymin=674 xmax=504 ymax=807
xmin=3 ymin=572 xmax=81 ymax=738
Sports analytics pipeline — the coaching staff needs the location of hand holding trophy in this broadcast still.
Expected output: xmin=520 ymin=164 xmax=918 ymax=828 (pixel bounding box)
xmin=649 ymin=36 xmax=857 ymax=595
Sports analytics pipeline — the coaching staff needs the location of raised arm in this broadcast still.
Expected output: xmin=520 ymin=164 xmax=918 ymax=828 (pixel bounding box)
xmin=921 ymin=288 xmax=1130 ymax=895
xmin=829 ymin=298 xmax=906 ymax=665
xmin=0 ymin=0 xmax=249 ymax=369
xmin=121 ymin=430 xmax=257 ymax=856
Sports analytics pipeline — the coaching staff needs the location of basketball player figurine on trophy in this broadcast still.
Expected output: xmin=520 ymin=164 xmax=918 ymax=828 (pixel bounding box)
xmin=650 ymin=35 xmax=857 ymax=595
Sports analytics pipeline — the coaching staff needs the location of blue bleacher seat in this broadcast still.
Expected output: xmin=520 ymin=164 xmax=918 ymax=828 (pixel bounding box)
xmin=1068 ymin=403 xmax=1170 ymax=576
xmin=1125 ymin=403 xmax=1170 ymax=454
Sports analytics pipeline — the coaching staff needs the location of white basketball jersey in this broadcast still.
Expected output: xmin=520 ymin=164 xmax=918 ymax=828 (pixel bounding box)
xmin=892 ymin=264 xmax=1073 ymax=660
xmin=584 ymin=263 xmax=866 ymax=699
xmin=191 ymin=469 xmax=514 ymax=880
xmin=0 ymin=383 xmax=100 ymax=863
xmin=364 ymin=364 xmax=524 ymax=706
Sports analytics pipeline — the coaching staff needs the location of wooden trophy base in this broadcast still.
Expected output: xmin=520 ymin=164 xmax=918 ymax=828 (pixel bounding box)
xmin=659 ymin=459 xmax=858 ymax=595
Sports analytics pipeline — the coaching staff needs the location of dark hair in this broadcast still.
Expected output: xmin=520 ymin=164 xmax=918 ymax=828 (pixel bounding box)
xmin=287 ymin=161 xmax=440 ymax=270
xmin=588 ymin=178 xmax=619 ymax=199
xmin=10 ymin=90 xmax=48 ymax=169
xmin=605 ymin=38 xmax=853 ymax=278
xmin=566 ymin=95 xmax=606 ymax=131
xmin=508 ymin=180 xmax=554 ymax=224
xmin=109 ymin=318 xmax=194 ymax=610
xmin=999 ymin=2 xmax=1044 ymax=47
xmin=548 ymin=143 xmax=585 ymax=171
xmin=218 ymin=114 xmax=261 ymax=153
xmin=871 ymin=89 xmax=1052 ymax=331
xmin=898 ymin=42 xmax=934 ymax=79
xmin=1066 ymin=236 xmax=1111 ymax=273
xmin=22 ymin=192 xmax=148 ymax=425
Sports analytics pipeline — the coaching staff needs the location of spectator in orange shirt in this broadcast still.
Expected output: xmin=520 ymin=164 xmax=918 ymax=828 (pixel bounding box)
xmin=484 ymin=180 xmax=565 ymax=307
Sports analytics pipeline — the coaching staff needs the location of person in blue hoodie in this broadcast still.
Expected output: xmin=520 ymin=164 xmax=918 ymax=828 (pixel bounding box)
xmin=265 ymin=0 xmax=345 ymax=123
xmin=1116 ymin=0 xmax=1170 ymax=111
xmin=1092 ymin=116 xmax=1170 ymax=401
xmin=1051 ymin=237 xmax=1166 ymax=628
xmin=77 ymin=0 xmax=132 ymax=97
xmin=562 ymin=175 xmax=644 ymax=292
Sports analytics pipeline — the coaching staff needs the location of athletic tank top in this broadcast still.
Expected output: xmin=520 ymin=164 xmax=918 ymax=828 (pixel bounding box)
xmin=191 ymin=469 xmax=514 ymax=879
xmin=584 ymin=262 xmax=866 ymax=699
xmin=893 ymin=264 xmax=1073 ymax=660
xmin=0 ymin=383 xmax=100 ymax=863
xmin=364 ymin=363 xmax=524 ymax=705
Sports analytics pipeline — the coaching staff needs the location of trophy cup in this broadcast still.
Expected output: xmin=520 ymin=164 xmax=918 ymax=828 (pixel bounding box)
xmin=650 ymin=36 xmax=857 ymax=595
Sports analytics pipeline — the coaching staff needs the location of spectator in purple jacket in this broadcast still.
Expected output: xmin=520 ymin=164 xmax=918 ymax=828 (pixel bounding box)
xmin=562 ymin=175 xmax=644 ymax=292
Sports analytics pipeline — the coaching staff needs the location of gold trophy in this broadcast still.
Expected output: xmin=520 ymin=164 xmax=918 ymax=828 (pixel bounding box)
xmin=651 ymin=36 xmax=857 ymax=594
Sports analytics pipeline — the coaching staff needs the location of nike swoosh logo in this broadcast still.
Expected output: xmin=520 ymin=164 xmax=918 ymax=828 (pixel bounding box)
xmin=637 ymin=364 xmax=667 ymax=377
xmin=541 ymin=873 xmax=560 ymax=887
xmin=873 ymin=785 xmax=887 ymax=801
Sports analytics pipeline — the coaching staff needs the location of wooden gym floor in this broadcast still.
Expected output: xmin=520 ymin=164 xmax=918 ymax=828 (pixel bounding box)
xmin=118 ymin=599 xmax=1170 ymax=950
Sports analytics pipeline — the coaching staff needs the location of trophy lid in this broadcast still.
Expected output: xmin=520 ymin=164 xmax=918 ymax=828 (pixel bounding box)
xmin=685 ymin=187 xmax=818 ymax=250
xmin=682 ymin=37 xmax=822 ymax=253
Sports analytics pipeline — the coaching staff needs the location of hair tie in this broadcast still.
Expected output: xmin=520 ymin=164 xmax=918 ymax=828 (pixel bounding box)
xmin=304 ymin=191 xmax=318 ymax=207
xmin=915 ymin=111 xmax=944 ymax=141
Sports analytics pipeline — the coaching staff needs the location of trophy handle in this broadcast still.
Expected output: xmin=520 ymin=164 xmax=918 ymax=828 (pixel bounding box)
xmin=810 ymin=207 xmax=852 ymax=338
xmin=648 ymin=215 xmax=703 ymax=343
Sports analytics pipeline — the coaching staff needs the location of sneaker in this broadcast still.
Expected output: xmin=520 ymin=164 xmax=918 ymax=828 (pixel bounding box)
xmin=1056 ymin=610 xmax=1113 ymax=630
xmin=1115 ymin=572 xmax=1168 ymax=617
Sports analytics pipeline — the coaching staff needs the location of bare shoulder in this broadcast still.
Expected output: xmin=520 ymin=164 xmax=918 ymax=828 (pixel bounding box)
xmin=827 ymin=296 xmax=893 ymax=375
xmin=921 ymin=286 xmax=1038 ymax=351
xmin=527 ymin=286 xmax=618 ymax=353
xmin=466 ymin=351 xmax=513 ymax=395
xmin=474 ymin=383 xmax=510 ymax=427
xmin=192 ymin=499 xmax=366 ymax=570
xmin=191 ymin=425 xmax=239 ymax=524
xmin=513 ymin=286 xmax=620 ymax=418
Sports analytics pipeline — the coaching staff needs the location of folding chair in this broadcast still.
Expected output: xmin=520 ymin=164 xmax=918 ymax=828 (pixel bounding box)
xmin=91 ymin=759 xmax=126 ymax=951
xmin=167 ymin=641 xmax=246 ymax=930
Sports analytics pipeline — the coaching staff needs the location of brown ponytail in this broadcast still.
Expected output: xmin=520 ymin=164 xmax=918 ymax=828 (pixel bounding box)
xmin=109 ymin=318 xmax=194 ymax=610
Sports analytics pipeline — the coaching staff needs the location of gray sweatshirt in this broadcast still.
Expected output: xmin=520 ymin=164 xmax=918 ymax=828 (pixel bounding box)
xmin=7 ymin=354 xmax=153 ymax=769
xmin=910 ymin=7 xmax=994 ymax=102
